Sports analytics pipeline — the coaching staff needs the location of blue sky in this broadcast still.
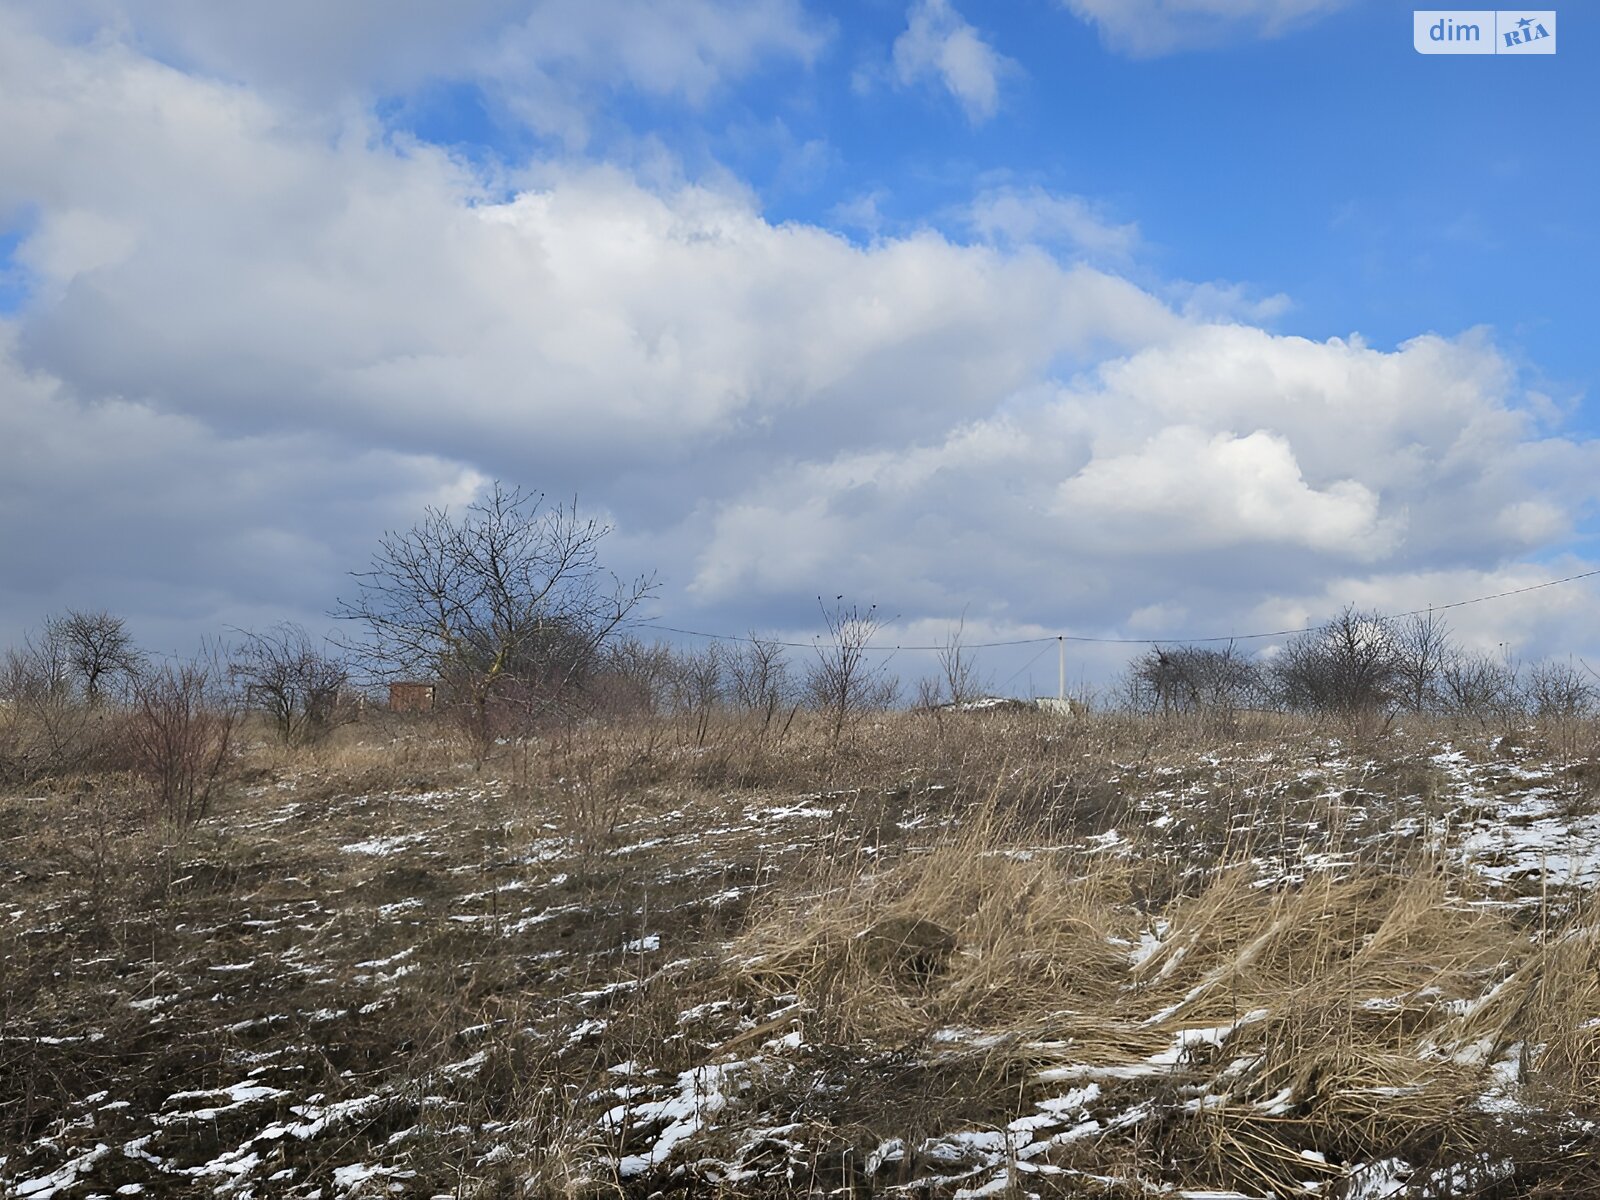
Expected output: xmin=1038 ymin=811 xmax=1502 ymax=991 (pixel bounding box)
xmin=0 ymin=0 xmax=1596 ymax=687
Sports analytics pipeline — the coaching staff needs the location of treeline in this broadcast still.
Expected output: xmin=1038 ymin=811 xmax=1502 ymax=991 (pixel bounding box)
xmin=0 ymin=602 xmax=903 ymax=791
xmin=5 ymin=481 xmax=1597 ymax=804
xmin=4 ymin=599 xmax=1598 ymax=801
xmin=0 ymin=612 xmax=360 ymax=820
xmin=1119 ymin=606 xmax=1597 ymax=723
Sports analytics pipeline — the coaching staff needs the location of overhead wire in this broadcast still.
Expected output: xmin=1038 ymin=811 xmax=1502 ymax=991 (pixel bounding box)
xmin=636 ymin=566 xmax=1600 ymax=653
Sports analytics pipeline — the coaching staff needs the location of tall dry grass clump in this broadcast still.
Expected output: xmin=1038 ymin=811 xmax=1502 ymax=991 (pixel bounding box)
xmin=715 ymin=724 xmax=1594 ymax=1196
xmin=1440 ymin=892 xmax=1600 ymax=1112
xmin=736 ymin=775 xmax=1140 ymax=1043
xmin=1127 ymin=863 xmax=1517 ymax=1193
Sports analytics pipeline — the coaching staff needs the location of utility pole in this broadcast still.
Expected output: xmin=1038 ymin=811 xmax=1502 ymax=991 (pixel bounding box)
xmin=1058 ymin=635 xmax=1065 ymax=703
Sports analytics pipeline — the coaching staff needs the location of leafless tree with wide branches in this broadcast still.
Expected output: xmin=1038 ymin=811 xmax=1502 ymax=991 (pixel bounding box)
xmin=334 ymin=482 xmax=655 ymax=755
xmin=49 ymin=608 xmax=143 ymax=705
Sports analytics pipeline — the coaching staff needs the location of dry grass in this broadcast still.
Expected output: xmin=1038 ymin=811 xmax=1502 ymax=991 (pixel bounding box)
xmin=4 ymin=707 xmax=1600 ymax=1197
xmin=737 ymin=782 xmax=1137 ymax=1044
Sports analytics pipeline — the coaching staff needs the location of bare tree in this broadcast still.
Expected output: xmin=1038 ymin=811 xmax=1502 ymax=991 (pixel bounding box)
xmin=334 ymin=482 xmax=655 ymax=755
xmin=1270 ymin=606 xmax=1401 ymax=716
xmin=805 ymin=598 xmax=898 ymax=741
xmin=48 ymin=609 xmax=143 ymax=705
xmin=726 ymin=634 xmax=795 ymax=731
xmin=936 ymin=614 xmax=990 ymax=707
xmin=1440 ymin=650 xmax=1520 ymax=724
xmin=0 ymin=626 xmax=97 ymax=781
xmin=1128 ymin=642 xmax=1259 ymax=717
xmin=5 ymin=622 xmax=70 ymax=700
xmin=2 ymin=633 xmax=64 ymax=705
xmin=1522 ymin=659 xmax=1597 ymax=720
xmin=672 ymin=645 xmax=725 ymax=746
xmin=229 ymin=623 xmax=352 ymax=744
xmin=597 ymin=636 xmax=678 ymax=716
xmin=1393 ymin=610 xmax=1456 ymax=714
xmin=914 ymin=674 xmax=945 ymax=712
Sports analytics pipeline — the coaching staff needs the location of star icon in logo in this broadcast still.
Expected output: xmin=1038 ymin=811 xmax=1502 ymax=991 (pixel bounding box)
xmin=1517 ymin=16 xmax=1534 ymax=29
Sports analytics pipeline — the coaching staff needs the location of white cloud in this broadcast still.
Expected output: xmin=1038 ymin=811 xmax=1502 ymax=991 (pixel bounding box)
xmin=0 ymin=325 xmax=480 ymax=650
xmin=515 ymin=0 xmax=825 ymax=97
xmin=1054 ymin=426 xmax=1396 ymax=556
xmin=969 ymin=186 xmax=1140 ymax=260
xmin=830 ymin=190 xmax=888 ymax=237
xmin=1170 ymin=279 xmax=1293 ymax=323
xmin=0 ymin=17 xmax=1173 ymax=641
xmin=1063 ymin=0 xmax=1353 ymax=57
xmin=0 ymin=16 xmax=1173 ymax=467
xmin=0 ymin=0 xmax=828 ymax=142
xmin=688 ymin=325 xmax=1600 ymax=658
xmin=892 ymin=0 xmax=1014 ymax=123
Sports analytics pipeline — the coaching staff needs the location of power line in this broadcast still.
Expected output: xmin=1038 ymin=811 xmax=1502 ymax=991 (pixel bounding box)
xmin=638 ymin=622 xmax=1053 ymax=651
xmin=637 ymin=567 xmax=1600 ymax=653
xmin=1388 ymin=568 xmax=1600 ymax=618
xmin=998 ymin=642 xmax=1054 ymax=692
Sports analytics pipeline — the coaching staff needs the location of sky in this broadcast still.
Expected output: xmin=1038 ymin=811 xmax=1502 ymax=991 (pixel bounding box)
xmin=1 ymin=0 xmax=1596 ymax=694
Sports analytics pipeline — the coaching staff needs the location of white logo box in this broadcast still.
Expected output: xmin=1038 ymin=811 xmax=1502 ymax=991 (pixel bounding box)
xmin=1414 ymin=10 xmax=1556 ymax=54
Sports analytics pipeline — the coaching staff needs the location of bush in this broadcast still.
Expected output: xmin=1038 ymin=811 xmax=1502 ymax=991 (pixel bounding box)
xmin=1269 ymin=606 xmax=1401 ymax=717
xmin=1124 ymin=642 xmax=1261 ymax=717
xmin=1439 ymin=651 xmax=1521 ymax=726
xmin=1522 ymin=659 xmax=1597 ymax=721
xmin=124 ymin=662 xmax=238 ymax=828
xmin=229 ymin=623 xmax=353 ymax=744
xmin=0 ymin=630 xmax=116 ymax=783
xmin=804 ymin=599 xmax=898 ymax=741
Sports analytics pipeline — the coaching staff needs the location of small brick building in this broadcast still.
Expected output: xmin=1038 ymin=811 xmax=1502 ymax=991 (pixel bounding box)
xmin=388 ymin=682 xmax=437 ymax=713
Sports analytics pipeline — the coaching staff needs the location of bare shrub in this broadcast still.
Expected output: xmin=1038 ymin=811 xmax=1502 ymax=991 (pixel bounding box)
xmin=1126 ymin=642 xmax=1260 ymax=718
xmin=1270 ymin=606 xmax=1401 ymax=717
xmin=1439 ymin=651 xmax=1520 ymax=726
xmin=1522 ymin=658 xmax=1596 ymax=720
xmin=229 ymin=623 xmax=352 ymax=744
xmin=1392 ymin=610 xmax=1457 ymax=714
xmin=725 ymin=634 xmax=797 ymax=732
xmin=0 ymin=627 xmax=112 ymax=782
xmin=595 ymin=636 xmax=678 ymax=716
xmin=805 ymin=599 xmax=898 ymax=741
xmin=1519 ymin=659 xmax=1597 ymax=756
xmin=124 ymin=661 xmax=239 ymax=829
xmin=671 ymin=645 xmax=726 ymax=746
xmin=936 ymin=615 xmax=990 ymax=707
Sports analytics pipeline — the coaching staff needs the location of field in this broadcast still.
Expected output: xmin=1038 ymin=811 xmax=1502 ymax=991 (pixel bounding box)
xmin=6 ymin=709 xmax=1600 ymax=1198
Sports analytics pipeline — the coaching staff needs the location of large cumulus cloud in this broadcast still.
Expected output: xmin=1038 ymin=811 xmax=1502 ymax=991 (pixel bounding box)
xmin=689 ymin=325 xmax=1600 ymax=649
